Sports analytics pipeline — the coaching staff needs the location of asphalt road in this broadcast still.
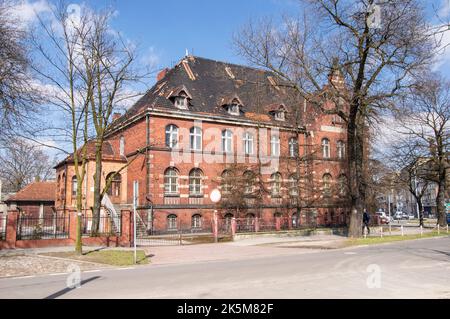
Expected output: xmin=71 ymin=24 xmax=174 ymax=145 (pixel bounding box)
xmin=1 ymin=237 xmax=449 ymax=299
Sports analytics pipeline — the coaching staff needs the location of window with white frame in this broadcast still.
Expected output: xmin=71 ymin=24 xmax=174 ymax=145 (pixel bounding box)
xmin=164 ymin=167 xmax=179 ymax=195
xmin=288 ymin=174 xmax=298 ymax=196
xmin=243 ymin=132 xmax=254 ymax=155
xmin=174 ymin=95 xmax=188 ymax=109
xmin=271 ymin=135 xmax=280 ymax=156
xmin=167 ymin=214 xmax=178 ymax=230
xmin=289 ymin=137 xmax=298 ymax=157
xmin=322 ymin=138 xmax=330 ymax=159
xmin=221 ymin=170 xmax=232 ymax=194
xmin=274 ymin=111 xmax=285 ymax=121
xmin=222 ymin=129 xmax=233 ymax=153
xmin=271 ymin=172 xmax=282 ymax=196
xmin=165 ymin=125 xmax=178 ymax=148
xmin=190 ymin=126 xmax=202 ymax=151
xmin=243 ymin=171 xmax=255 ymax=195
xmin=228 ymin=103 xmax=240 ymax=115
xmin=337 ymin=140 xmax=345 ymax=159
xmin=189 ymin=168 xmax=203 ymax=196
xmin=191 ymin=214 xmax=202 ymax=229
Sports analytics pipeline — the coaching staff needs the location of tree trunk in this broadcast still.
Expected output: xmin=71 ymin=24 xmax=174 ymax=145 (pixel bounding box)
xmin=91 ymin=139 xmax=103 ymax=236
xmin=75 ymin=179 xmax=83 ymax=255
xmin=417 ymin=199 xmax=424 ymax=227
xmin=436 ymin=170 xmax=447 ymax=227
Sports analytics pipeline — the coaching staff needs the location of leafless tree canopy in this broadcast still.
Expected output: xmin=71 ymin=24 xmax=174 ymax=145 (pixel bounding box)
xmin=0 ymin=0 xmax=39 ymax=136
xmin=0 ymin=138 xmax=54 ymax=193
xmin=233 ymin=0 xmax=444 ymax=236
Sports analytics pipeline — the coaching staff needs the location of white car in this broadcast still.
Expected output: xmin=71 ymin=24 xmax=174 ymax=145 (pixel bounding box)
xmin=394 ymin=211 xmax=403 ymax=220
xmin=375 ymin=211 xmax=390 ymax=224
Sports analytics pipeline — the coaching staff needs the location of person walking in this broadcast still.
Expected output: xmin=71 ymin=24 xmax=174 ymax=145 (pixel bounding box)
xmin=363 ymin=209 xmax=371 ymax=235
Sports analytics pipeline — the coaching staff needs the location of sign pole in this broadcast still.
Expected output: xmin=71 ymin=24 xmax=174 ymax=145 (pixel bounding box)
xmin=133 ymin=181 xmax=138 ymax=264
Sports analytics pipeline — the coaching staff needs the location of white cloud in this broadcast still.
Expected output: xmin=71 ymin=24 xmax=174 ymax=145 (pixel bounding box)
xmin=10 ymin=0 xmax=52 ymax=28
xmin=141 ymin=46 xmax=160 ymax=70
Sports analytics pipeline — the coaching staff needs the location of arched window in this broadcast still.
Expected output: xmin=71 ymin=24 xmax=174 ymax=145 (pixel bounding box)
xmin=189 ymin=168 xmax=203 ymax=196
xmin=222 ymin=129 xmax=233 ymax=153
xmin=192 ymin=214 xmax=202 ymax=229
xmin=289 ymin=137 xmax=298 ymax=157
xmin=323 ymin=174 xmax=332 ymax=196
xmin=337 ymin=140 xmax=345 ymax=159
xmin=245 ymin=213 xmax=255 ymax=226
xmin=119 ymin=136 xmax=125 ymax=156
xmin=221 ymin=170 xmax=232 ymax=194
xmin=71 ymin=176 xmax=77 ymax=197
xmin=243 ymin=171 xmax=255 ymax=195
xmin=271 ymin=172 xmax=282 ymax=196
xmin=224 ymin=213 xmax=234 ymax=230
xmin=271 ymin=135 xmax=280 ymax=156
xmin=106 ymin=172 xmax=121 ymax=197
xmin=174 ymin=92 xmax=188 ymax=109
xmin=165 ymin=125 xmax=178 ymax=148
xmin=243 ymin=132 xmax=254 ymax=155
xmin=190 ymin=127 xmax=202 ymax=151
xmin=292 ymin=212 xmax=299 ymax=228
xmin=164 ymin=168 xmax=179 ymax=195
xmin=288 ymin=174 xmax=298 ymax=196
xmin=322 ymin=138 xmax=330 ymax=159
xmin=167 ymin=214 xmax=178 ymax=230
xmin=338 ymin=174 xmax=348 ymax=196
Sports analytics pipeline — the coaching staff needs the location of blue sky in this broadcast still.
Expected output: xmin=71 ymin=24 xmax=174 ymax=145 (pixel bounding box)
xmin=103 ymin=0 xmax=298 ymax=72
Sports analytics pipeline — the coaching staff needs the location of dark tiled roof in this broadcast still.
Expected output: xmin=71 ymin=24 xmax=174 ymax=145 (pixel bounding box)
xmin=113 ymin=56 xmax=304 ymax=128
xmin=6 ymin=181 xmax=55 ymax=202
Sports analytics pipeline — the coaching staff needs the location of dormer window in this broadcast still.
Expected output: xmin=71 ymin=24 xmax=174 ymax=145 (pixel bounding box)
xmin=274 ymin=111 xmax=285 ymax=121
xmin=168 ymin=86 xmax=192 ymax=110
xmin=228 ymin=103 xmax=240 ymax=115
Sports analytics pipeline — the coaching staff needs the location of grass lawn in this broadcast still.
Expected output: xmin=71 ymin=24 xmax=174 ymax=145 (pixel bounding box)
xmin=42 ymin=249 xmax=149 ymax=266
xmin=346 ymin=231 xmax=449 ymax=247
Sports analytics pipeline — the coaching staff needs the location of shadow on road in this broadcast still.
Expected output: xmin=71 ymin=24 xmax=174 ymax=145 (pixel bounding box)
xmin=44 ymin=276 xmax=101 ymax=299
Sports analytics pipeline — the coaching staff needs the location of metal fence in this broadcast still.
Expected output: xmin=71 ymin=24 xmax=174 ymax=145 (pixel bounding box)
xmin=81 ymin=214 xmax=121 ymax=237
xmin=16 ymin=214 xmax=69 ymax=240
xmin=0 ymin=216 xmax=6 ymax=241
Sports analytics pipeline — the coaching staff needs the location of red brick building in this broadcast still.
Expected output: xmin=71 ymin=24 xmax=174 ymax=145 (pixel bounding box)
xmin=55 ymin=56 xmax=350 ymax=232
xmin=5 ymin=181 xmax=56 ymax=218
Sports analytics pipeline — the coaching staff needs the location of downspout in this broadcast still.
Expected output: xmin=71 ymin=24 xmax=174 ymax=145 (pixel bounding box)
xmin=146 ymin=113 xmax=152 ymax=232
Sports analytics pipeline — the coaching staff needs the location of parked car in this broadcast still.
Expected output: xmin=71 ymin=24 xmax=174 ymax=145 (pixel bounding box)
xmin=447 ymin=213 xmax=450 ymax=225
xmin=394 ymin=211 xmax=403 ymax=220
xmin=402 ymin=212 xmax=409 ymax=220
xmin=408 ymin=213 xmax=415 ymax=220
xmin=375 ymin=211 xmax=390 ymax=224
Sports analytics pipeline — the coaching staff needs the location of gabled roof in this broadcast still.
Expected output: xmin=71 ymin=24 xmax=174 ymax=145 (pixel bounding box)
xmin=6 ymin=181 xmax=56 ymax=203
xmin=112 ymin=56 xmax=304 ymax=129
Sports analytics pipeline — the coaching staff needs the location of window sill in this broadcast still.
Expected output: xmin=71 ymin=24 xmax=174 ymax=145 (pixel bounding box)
xmin=164 ymin=194 xmax=180 ymax=198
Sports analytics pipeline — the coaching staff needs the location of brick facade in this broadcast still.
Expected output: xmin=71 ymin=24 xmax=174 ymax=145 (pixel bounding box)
xmin=55 ymin=56 xmax=351 ymax=232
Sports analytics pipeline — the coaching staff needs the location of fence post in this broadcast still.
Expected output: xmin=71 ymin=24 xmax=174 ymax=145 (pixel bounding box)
xmin=231 ymin=217 xmax=236 ymax=241
xmin=254 ymin=217 xmax=259 ymax=233
xmin=389 ymin=224 xmax=391 ymax=235
xmin=447 ymin=224 xmax=449 ymax=234
xmin=401 ymin=225 xmax=404 ymax=236
xmin=5 ymin=210 xmax=18 ymax=248
xmin=68 ymin=210 xmax=78 ymax=242
xmin=213 ymin=210 xmax=218 ymax=243
xmin=275 ymin=217 xmax=281 ymax=231
xmin=420 ymin=225 xmax=423 ymax=237
xmin=437 ymin=224 xmax=440 ymax=235
xmin=119 ymin=210 xmax=132 ymax=247
xmin=380 ymin=226 xmax=383 ymax=238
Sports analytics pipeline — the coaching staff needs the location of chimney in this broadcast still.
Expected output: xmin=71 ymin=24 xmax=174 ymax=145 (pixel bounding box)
xmin=157 ymin=68 xmax=169 ymax=82
xmin=112 ymin=112 xmax=121 ymax=121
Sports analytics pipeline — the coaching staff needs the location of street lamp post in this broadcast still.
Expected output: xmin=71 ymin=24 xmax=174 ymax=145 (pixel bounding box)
xmin=210 ymin=189 xmax=221 ymax=243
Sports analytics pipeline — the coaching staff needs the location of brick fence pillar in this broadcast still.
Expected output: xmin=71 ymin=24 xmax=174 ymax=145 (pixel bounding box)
xmin=68 ymin=210 xmax=78 ymax=241
xmin=275 ymin=217 xmax=281 ymax=231
xmin=254 ymin=217 xmax=259 ymax=232
xmin=231 ymin=217 xmax=236 ymax=240
xmin=120 ymin=210 xmax=132 ymax=247
xmin=6 ymin=210 xmax=18 ymax=248
xmin=288 ymin=215 xmax=293 ymax=230
xmin=213 ymin=210 xmax=218 ymax=243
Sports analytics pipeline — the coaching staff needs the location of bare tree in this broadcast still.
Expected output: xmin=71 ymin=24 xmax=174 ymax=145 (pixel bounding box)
xmin=233 ymin=0 xmax=442 ymax=237
xmin=394 ymin=73 xmax=450 ymax=227
xmin=0 ymin=0 xmax=39 ymax=137
xmin=0 ymin=138 xmax=54 ymax=193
